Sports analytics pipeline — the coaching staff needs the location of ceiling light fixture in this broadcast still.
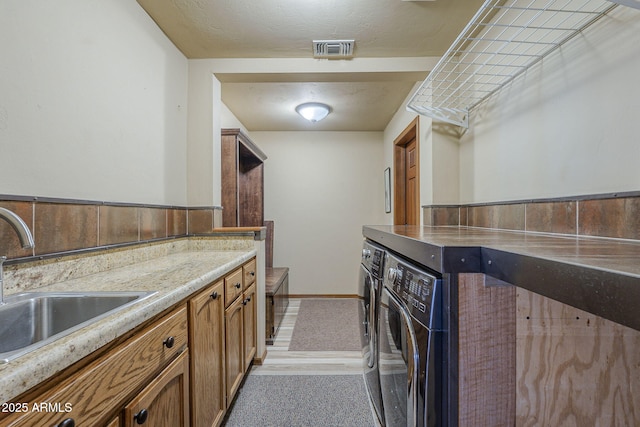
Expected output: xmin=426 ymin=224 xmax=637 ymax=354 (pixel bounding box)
xmin=295 ymin=102 xmax=331 ymax=122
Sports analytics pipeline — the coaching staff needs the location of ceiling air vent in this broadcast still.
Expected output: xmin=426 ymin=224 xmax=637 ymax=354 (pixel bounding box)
xmin=313 ymin=40 xmax=355 ymax=59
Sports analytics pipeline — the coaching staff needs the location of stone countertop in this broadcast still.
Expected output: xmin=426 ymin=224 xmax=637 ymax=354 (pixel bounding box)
xmin=363 ymin=225 xmax=640 ymax=331
xmin=0 ymin=242 xmax=255 ymax=404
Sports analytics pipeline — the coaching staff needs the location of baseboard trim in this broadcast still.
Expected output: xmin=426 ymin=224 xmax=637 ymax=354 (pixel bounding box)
xmin=253 ymin=348 xmax=268 ymax=365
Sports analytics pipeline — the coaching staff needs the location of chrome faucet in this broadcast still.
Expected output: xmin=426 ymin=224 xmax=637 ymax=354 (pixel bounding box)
xmin=0 ymin=207 xmax=35 ymax=304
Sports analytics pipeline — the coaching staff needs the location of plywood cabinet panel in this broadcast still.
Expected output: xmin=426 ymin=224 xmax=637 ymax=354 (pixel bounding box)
xmin=516 ymin=289 xmax=640 ymax=426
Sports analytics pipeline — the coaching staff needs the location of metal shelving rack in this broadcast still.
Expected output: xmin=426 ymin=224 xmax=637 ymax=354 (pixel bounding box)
xmin=406 ymin=0 xmax=624 ymax=128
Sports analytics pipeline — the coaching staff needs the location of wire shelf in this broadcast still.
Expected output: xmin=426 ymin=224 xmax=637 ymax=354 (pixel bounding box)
xmin=406 ymin=0 xmax=619 ymax=128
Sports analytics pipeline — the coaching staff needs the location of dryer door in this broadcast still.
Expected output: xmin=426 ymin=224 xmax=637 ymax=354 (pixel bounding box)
xmin=359 ymin=264 xmax=377 ymax=367
xmin=380 ymin=286 xmax=419 ymax=427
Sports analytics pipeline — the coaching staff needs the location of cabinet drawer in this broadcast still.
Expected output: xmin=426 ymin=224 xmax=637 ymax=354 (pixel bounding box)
xmin=225 ymin=268 xmax=244 ymax=307
xmin=4 ymin=306 xmax=188 ymax=427
xmin=243 ymin=258 xmax=256 ymax=288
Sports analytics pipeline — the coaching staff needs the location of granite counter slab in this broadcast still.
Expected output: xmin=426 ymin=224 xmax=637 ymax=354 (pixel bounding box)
xmin=0 ymin=246 xmax=255 ymax=404
xmin=363 ymin=225 xmax=640 ymax=331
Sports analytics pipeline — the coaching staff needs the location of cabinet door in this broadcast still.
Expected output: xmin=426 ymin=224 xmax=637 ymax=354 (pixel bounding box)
xmin=243 ymin=258 xmax=256 ymax=288
xmin=189 ymin=281 xmax=225 ymax=427
xmin=2 ymin=307 xmax=188 ymax=427
xmin=124 ymin=351 xmax=190 ymax=427
xmin=243 ymin=283 xmax=257 ymax=369
xmin=225 ymin=296 xmax=244 ymax=405
xmin=224 ymin=268 xmax=244 ymax=307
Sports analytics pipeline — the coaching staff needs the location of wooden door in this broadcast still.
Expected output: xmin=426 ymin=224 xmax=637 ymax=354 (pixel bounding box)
xmin=242 ymin=283 xmax=257 ymax=370
xmin=225 ymin=296 xmax=244 ymax=406
xmin=124 ymin=351 xmax=190 ymax=427
xmin=405 ymin=137 xmax=418 ymax=225
xmin=393 ymin=117 xmax=420 ymax=225
xmin=189 ymin=281 xmax=225 ymax=427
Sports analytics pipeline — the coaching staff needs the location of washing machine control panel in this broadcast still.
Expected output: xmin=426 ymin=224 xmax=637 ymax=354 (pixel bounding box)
xmin=385 ymin=256 xmax=442 ymax=329
xmin=362 ymin=241 xmax=386 ymax=279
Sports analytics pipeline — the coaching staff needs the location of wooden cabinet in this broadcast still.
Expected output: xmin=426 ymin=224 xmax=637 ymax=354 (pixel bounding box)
xmin=224 ymin=268 xmax=244 ymax=307
xmin=221 ymin=128 xmax=267 ymax=227
xmin=124 ymin=350 xmax=190 ymax=427
xmin=225 ymin=295 xmax=244 ymax=405
xmin=3 ymin=306 xmax=188 ymax=427
xmin=189 ymin=280 xmax=225 ymax=427
xmin=242 ymin=283 xmax=257 ymax=368
xmin=3 ymin=256 xmax=258 ymax=427
xmin=224 ymin=258 xmax=258 ymax=407
xmin=242 ymin=258 xmax=257 ymax=366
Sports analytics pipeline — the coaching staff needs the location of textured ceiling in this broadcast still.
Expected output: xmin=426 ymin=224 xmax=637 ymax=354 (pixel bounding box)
xmin=137 ymin=0 xmax=485 ymax=131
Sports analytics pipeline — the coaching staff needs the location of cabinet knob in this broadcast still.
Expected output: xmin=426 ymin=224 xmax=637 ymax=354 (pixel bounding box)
xmin=210 ymin=291 xmax=219 ymax=299
xmin=134 ymin=408 xmax=149 ymax=425
xmin=163 ymin=336 xmax=175 ymax=349
xmin=250 ymin=271 xmax=255 ymax=277
xmin=235 ymin=282 xmax=241 ymax=289
xmin=57 ymin=419 xmax=75 ymax=427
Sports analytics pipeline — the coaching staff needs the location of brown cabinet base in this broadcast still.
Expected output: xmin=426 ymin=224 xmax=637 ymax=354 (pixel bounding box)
xmin=265 ymin=267 xmax=289 ymax=345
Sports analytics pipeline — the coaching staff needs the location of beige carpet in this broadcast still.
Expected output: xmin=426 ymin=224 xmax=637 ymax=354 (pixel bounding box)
xmin=288 ymin=298 xmax=362 ymax=352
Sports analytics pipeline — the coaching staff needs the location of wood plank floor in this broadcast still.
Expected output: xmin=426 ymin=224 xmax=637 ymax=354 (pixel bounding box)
xmin=250 ymin=298 xmax=364 ymax=376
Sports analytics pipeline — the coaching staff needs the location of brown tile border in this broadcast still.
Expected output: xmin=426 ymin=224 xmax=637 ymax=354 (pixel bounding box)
xmin=424 ymin=192 xmax=640 ymax=242
xmin=34 ymin=203 xmax=99 ymax=254
xmin=0 ymin=195 xmax=222 ymax=262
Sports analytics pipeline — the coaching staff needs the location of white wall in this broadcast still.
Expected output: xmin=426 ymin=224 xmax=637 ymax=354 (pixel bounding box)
xmin=0 ymin=0 xmax=188 ymax=205
xmin=252 ymin=131 xmax=386 ymax=295
xmin=459 ymin=6 xmax=640 ymax=203
xmin=383 ymin=84 xmax=462 ymax=220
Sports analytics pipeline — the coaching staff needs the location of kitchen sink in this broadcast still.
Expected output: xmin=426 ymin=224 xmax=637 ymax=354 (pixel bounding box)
xmin=0 ymin=291 xmax=156 ymax=363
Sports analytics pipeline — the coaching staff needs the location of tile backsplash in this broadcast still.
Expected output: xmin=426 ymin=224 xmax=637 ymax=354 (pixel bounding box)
xmin=0 ymin=197 xmax=222 ymax=261
xmin=424 ymin=193 xmax=640 ymax=242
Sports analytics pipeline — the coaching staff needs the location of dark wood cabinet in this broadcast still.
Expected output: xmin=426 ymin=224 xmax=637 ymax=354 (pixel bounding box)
xmin=265 ymin=267 xmax=289 ymax=345
xmin=221 ymin=129 xmax=267 ymax=227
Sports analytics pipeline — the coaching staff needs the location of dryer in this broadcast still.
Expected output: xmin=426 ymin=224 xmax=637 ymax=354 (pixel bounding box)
xmin=379 ymin=251 xmax=446 ymax=427
xmin=358 ymin=239 xmax=386 ymax=425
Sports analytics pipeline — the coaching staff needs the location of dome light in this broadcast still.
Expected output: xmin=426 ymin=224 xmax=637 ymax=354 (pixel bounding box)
xmin=295 ymin=102 xmax=331 ymax=122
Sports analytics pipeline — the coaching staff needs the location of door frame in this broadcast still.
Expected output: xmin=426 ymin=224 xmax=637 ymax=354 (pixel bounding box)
xmin=393 ymin=117 xmax=420 ymax=225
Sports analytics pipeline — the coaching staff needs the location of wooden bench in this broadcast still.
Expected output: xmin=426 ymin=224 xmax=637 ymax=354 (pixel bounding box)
xmin=264 ymin=220 xmax=289 ymax=345
xmin=265 ymin=267 xmax=289 ymax=345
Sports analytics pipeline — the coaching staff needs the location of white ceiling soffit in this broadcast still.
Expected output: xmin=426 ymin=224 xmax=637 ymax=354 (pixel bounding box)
xmin=605 ymin=0 xmax=640 ymax=8
xmin=406 ymin=0 xmax=619 ymax=128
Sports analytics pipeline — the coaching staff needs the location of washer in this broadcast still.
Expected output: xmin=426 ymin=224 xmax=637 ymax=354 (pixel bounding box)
xmin=358 ymin=239 xmax=386 ymax=425
xmin=379 ymin=251 xmax=446 ymax=427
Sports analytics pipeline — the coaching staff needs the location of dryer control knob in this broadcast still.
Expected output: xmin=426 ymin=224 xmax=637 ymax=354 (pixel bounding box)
xmin=387 ymin=267 xmax=398 ymax=282
xmin=362 ymin=249 xmax=371 ymax=259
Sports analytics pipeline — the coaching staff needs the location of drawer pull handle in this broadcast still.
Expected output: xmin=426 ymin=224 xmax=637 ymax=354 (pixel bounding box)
xmin=57 ymin=419 xmax=75 ymax=427
xmin=211 ymin=291 xmax=219 ymax=299
xmin=163 ymin=336 xmax=175 ymax=349
xmin=235 ymin=283 xmax=241 ymax=289
xmin=134 ymin=408 xmax=149 ymax=424
xmin=243 ymin=296 xmax=251 ymax=305
xmin=250 ymin=271 xmax=255 ymax=277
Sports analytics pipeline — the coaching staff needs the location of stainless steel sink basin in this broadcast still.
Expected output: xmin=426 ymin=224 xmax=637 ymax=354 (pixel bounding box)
xmin=0 ymin=291 xmax=156 ymax=363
